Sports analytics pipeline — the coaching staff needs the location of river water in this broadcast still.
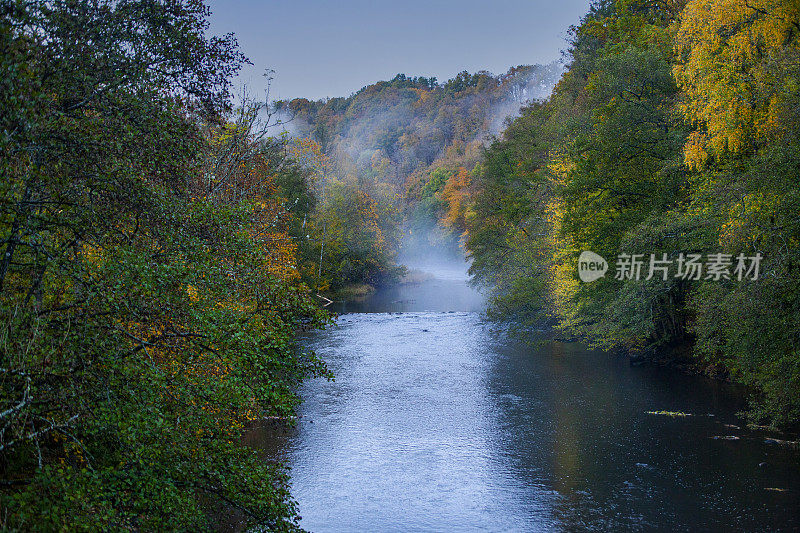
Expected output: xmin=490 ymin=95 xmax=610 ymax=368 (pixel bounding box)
xmin=249 ymin=264 xmax=800 ymax=532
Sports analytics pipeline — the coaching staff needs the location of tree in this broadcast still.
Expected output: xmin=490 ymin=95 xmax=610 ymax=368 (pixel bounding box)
xmin=0 ymin=1 xmax=328 ymax=528
xmin=674 ymin=0 xmax=800 ymax=425
xmin=465 ymin=0 xmax=800 ymax=427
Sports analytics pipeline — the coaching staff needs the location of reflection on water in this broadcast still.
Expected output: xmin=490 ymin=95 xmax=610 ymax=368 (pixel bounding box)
xmin=248 ymin=272 xmax=800 ymax=532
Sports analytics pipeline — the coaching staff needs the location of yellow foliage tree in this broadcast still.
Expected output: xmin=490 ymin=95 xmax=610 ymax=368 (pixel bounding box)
xmin=439 ymin=167 xmax=473 ymax=236
xmin=674 ymin=0 xmax=800 ymax=167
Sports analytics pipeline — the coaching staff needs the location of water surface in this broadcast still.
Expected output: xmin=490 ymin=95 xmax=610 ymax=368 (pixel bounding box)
xmin=250 ymin=268 xmax=800 ymax=532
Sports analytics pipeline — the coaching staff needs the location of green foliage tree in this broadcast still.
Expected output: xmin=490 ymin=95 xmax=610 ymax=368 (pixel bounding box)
xmin=674 ymin=0 xmax=800 ymax=425
xmin=466 ymin=0 xmax=800 ymax=427
xmin=0 ymin=1 xmax=328 ymax=529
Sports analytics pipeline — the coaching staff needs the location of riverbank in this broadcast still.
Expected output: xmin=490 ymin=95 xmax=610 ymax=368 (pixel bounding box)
xmin=325 ymin=267 xmax=443 ymax=304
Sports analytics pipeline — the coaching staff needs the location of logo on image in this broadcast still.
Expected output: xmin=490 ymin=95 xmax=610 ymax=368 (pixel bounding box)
xmin=578 ymin=251 xmax=608 ymax=282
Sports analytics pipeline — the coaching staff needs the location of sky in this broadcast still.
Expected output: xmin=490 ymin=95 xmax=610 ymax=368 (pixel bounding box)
xmin=207 ymin=0 xmax=592 ymax=101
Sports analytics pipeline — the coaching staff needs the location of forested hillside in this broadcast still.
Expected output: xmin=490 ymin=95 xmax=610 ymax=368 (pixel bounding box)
xmin=274 ymin=63 xmax=563 ymax=281
xmin=463 ymin=0 xmax=800 ymax=427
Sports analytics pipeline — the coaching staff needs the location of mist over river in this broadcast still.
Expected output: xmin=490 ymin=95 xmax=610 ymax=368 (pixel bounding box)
xmin=247 ymin=258 xmax=800 ymax=532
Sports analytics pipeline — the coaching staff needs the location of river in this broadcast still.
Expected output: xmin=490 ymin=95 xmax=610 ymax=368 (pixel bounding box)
xmin=248 ymin=262 xmax=800 ymax=532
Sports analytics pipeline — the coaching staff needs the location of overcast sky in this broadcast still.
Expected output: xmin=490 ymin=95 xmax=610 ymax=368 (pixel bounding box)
xmin=207 ymin=0 xmax=592 ymax=101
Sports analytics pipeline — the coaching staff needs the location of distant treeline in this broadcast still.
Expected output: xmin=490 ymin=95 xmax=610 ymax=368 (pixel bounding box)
xmin=462 ymin=0 xmax=800 ymax=427
xmin=275 ymin=63 xmax=563 ymax=270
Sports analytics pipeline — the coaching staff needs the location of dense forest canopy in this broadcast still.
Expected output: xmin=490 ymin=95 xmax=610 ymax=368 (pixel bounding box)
xmin=279 ymin=63 xmax=562 ymax=185
xmin=0 ymin=0 xmax=328 ymax=529
xmin=464 ymin=0 xmax=800 ymax=427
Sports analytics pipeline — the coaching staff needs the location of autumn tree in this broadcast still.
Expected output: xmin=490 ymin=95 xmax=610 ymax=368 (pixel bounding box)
xmin=673 ymin=0 xmax=800 ymax=424
xmin=0 ymin=1 xmax=328 ymax=529
xmin=466 ymin=0 xmax=800 ymax=426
